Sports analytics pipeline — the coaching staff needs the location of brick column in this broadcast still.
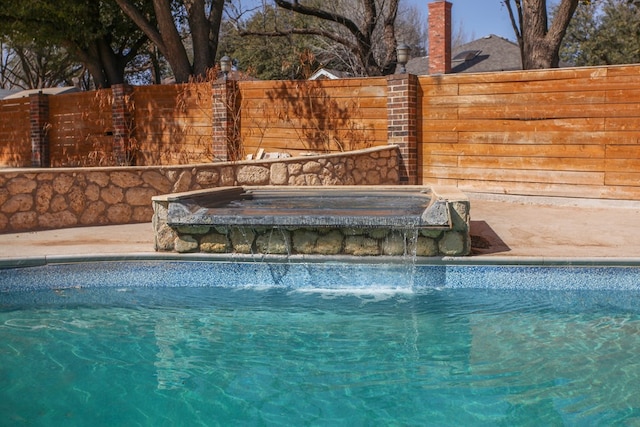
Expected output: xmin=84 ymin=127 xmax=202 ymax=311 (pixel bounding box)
xmin=428 ymin=0 xmax=452 ymax=75
xmin=212 ymin=80 xmax=240 ymax=162
xmin=111 ymin=83 xmax=135 ymax=165
xmin=29 ymin=92 xmax=50 ymax=167
xmin=387 ymin=74 xmax=418 ymax=185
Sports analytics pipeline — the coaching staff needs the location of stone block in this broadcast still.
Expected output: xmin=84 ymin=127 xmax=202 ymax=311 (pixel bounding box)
xmin=302 ymin=161 xmax=322 ymax=173
xmin=106 ymin=203 xmax=132 ymax=223
xmin=125 ymin=187 xmax=158 ymax=206
xmin=200 ymin=233 xmax=229 ymax=253
xmin=292 ymin=229 xmax=319 ymax=254
xmin=154 ymin=223 xmax=177 ymax=251
xmin=38 ymin=211 xmax=78 ymax=229
xmin=415 ymin=236 xmax=438 ymax=256
xmin=101 ymin=186 xmax=124 ymax=205
xmin=35 ymin=183 xmax=53 ymax=214
xmin=438 ymin=231 xmax=467 ymax=256
xmin=236 ymin=165 xmax=269 ymax=185
xmin=52 ymin=174 xmax=74 ymax=194
xmin=344 ymin=235 xmax=380 ymax=256
xmin=68 ymin=187 xmax=86 ymax=214
xmin=315 ymin=230 xmax=343 ymax=255
xmin=87 ymin=171 xmax=110 ymax=187
xmin=50 ymin=194 xmax=68 ymax=213
xmin=132 ymin=206 xmax=153 ymax=222
xmin=7 ymin=177 xmax=37 ymax=195
xmin=174 ymin=235 xmax=198 ymax=253
xmin=80 ymin=201 xmax=106 ymax=225
xmin=9 ymin=211 xmax=38 ymax=230
xmin=195 ymin=170 xmax=220 ymax=186
xmin=85 ymin=184 xmax=100 ymax=202
xmin=110 ymin=171 xmax=143 ymax=188
xmin=143 ymin=171 xmax=172 ymax=192
xmin=230 ymin=227 xmax=255 ymax=253
xmin=269 ymin=163 xmax=288 ymax=185
xmin=256 ymin=229 xmax=290 ymax=254
xmin=1 ymin=194 xmax=33 ymax=214
xmin=382 ymin=232 xmax=406 ymax=255
xmin=172 ymin=171 xmax=192 ymax=193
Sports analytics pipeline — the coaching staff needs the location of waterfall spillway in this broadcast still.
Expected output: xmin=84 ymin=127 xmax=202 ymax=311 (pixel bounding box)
xmin=152 ymin=185 xmax=471 ymax=257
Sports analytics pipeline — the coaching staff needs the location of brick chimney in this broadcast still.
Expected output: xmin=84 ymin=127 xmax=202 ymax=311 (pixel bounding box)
xmin=428 ymin=0 xmax=452 ymax=74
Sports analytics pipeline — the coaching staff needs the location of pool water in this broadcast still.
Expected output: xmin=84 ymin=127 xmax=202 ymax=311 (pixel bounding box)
xmin=2 ymin=262 xmax=640 ymax=425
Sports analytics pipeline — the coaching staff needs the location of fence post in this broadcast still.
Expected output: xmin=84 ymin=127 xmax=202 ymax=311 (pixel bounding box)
xmin=387 ymin=73 xmax=418 ymax=185
xmin=111 ymin=83 xmax=135 ymax=166
xmin=212 ymin=79 xmax=240 ymax=162
xmin=29 ymin=92 xmax=50 ymax=167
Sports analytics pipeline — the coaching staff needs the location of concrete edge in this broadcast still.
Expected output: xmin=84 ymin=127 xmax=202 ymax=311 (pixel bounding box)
xmin=3 ymin=252 xmax=640 ymax=269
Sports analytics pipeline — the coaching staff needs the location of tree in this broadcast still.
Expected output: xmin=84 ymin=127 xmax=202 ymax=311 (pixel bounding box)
xmin=245 ymin=0 xmax=401 ymax=76
xmin=115 ymin=0 xmax=225 ymax=83
xmin=503 ymin=0 xmax=583 ymax=69
xmin=221 ymin=5 xmax=323 ymax=80
xmin=561 ymin=0 xmax=640 ymax=66
xmin=0 ymin=38 xmax=80 ymax=89
xmin=0 ymin=0 xmax=149 ymax=88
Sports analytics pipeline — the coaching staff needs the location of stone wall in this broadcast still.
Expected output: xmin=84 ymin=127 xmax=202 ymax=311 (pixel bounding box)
xmin=161 ymin=225 xmax=469 ymax=257
xmin=0 ymin=146 xmax=400 ymax=233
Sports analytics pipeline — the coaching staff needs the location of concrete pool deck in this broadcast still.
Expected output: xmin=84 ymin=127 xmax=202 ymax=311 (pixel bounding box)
xmin=2 ymin=193 xmax=640 ymax=265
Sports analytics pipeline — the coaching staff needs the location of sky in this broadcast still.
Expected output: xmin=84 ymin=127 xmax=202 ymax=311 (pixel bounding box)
xmin=406 ymin=0 xmax=517 ymax=42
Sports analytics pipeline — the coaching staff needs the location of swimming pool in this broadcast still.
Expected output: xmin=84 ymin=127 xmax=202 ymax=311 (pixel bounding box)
xmin=2 ymin=261 xmax=640 ymax=425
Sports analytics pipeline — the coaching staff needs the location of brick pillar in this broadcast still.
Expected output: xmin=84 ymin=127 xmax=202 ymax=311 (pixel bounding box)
xmin=387 ymin=74 xmax=418 ymax=185
xmin=111 ymin=83 xmax=135 ymax=165
xmin=428 ymin=0 xmax=452 ymax=75
xmin=29 ymin=92 xmax=50 ymax=167
xmin=212 ymin=79 xmax=240 ymax=162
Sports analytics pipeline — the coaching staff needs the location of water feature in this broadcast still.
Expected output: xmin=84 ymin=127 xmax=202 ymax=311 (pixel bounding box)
xmin=2 ymin=260 xmax=640 ymax=425
xmin=152 ymin=185 xmax=471 ymax=256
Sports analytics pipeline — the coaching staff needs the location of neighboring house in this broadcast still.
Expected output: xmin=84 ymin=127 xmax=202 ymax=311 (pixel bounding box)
xmin=405 ymin=34 xmax=522 ymax=75
xmin=308 ymin=68 xmax=351 ymax=80
xmin=3 ymin=87 xmax=79 ymax=99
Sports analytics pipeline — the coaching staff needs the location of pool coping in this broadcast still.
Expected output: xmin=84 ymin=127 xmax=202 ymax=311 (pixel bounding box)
xmin=3 ymin=252 xmax=640 ymax=270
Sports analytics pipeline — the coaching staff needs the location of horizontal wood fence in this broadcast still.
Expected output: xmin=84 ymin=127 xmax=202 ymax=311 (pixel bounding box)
xmin=1 ymin=63 xmax=640 ymax=200
xmin=0 ymin=97 xmax=30 ymax=166
xmin=419 ymin=65 xmax=640 ymax=200
xmin=238 ymin=78 xmax=388 ymax=158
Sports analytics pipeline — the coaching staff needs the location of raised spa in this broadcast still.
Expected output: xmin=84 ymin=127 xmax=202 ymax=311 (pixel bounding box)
xmin=152 ymin=186 xmax=470 ymax=256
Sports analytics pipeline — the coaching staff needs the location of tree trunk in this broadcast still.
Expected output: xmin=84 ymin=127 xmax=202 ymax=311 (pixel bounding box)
xmin=153 ymin=0 xmax=193 ymax=82
xmin=506 ymin=0 xmax=579 ymax=69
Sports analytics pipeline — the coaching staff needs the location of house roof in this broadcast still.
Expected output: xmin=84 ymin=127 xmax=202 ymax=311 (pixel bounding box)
xmin=405 ymin=34 xmax=522 ymax=75
xmin=3 ymin=86 xmax=79 ymax=99
xmin=308 ymin=68 xmax=351 ymax=80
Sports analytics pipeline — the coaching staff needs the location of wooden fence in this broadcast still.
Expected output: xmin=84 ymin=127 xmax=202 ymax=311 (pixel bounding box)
xmin=1 ymin=63 xmax=640 ymax=200
xmin=0 ymin=97 xmax=30 ymax=166
xmin=419 ymin=65 xmax=640 ymax=200
xmin=238 ymin=78 xmax=388 ymax=158
xmin=48 ymin=90 xmax=114 ymax=166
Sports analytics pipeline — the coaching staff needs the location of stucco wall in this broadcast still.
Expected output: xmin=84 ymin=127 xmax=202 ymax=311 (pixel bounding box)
xmin=0 ymin=146 xmax=400 ymax=233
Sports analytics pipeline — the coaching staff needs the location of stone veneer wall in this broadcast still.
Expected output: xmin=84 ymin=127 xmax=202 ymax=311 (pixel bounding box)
xmin=0 ymin=146 xmax=400 ymax=234
xmin=160 ymin=225 xmax=470 ymax=257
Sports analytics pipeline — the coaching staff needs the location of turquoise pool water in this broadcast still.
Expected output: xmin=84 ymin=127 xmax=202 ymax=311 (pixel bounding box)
xmin=2 ymin=261 xmax=640 ymax=425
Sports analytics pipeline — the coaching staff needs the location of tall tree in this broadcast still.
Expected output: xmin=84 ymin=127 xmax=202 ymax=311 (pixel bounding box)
xmin=251 ymin=0 xmax=401 ymax=76
xmin=503 ymin=0 xmax=583 ymax=69
xmin=0 ymin=38 xmax=80 ymax=89
xmin=561 ymin=0 xmax=640 ymax=66
xmin=115 ymin=0 xmax=225 ymax=83
xmin=0 ymin=0 xmax=149 ymax=88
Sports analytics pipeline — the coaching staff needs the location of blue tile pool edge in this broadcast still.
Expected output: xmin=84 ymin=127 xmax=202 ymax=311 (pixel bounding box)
xmin=2 ymin=254 xmax=640 ymax=292
xmin=3 ymin=253 xmax=640 ymax=270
